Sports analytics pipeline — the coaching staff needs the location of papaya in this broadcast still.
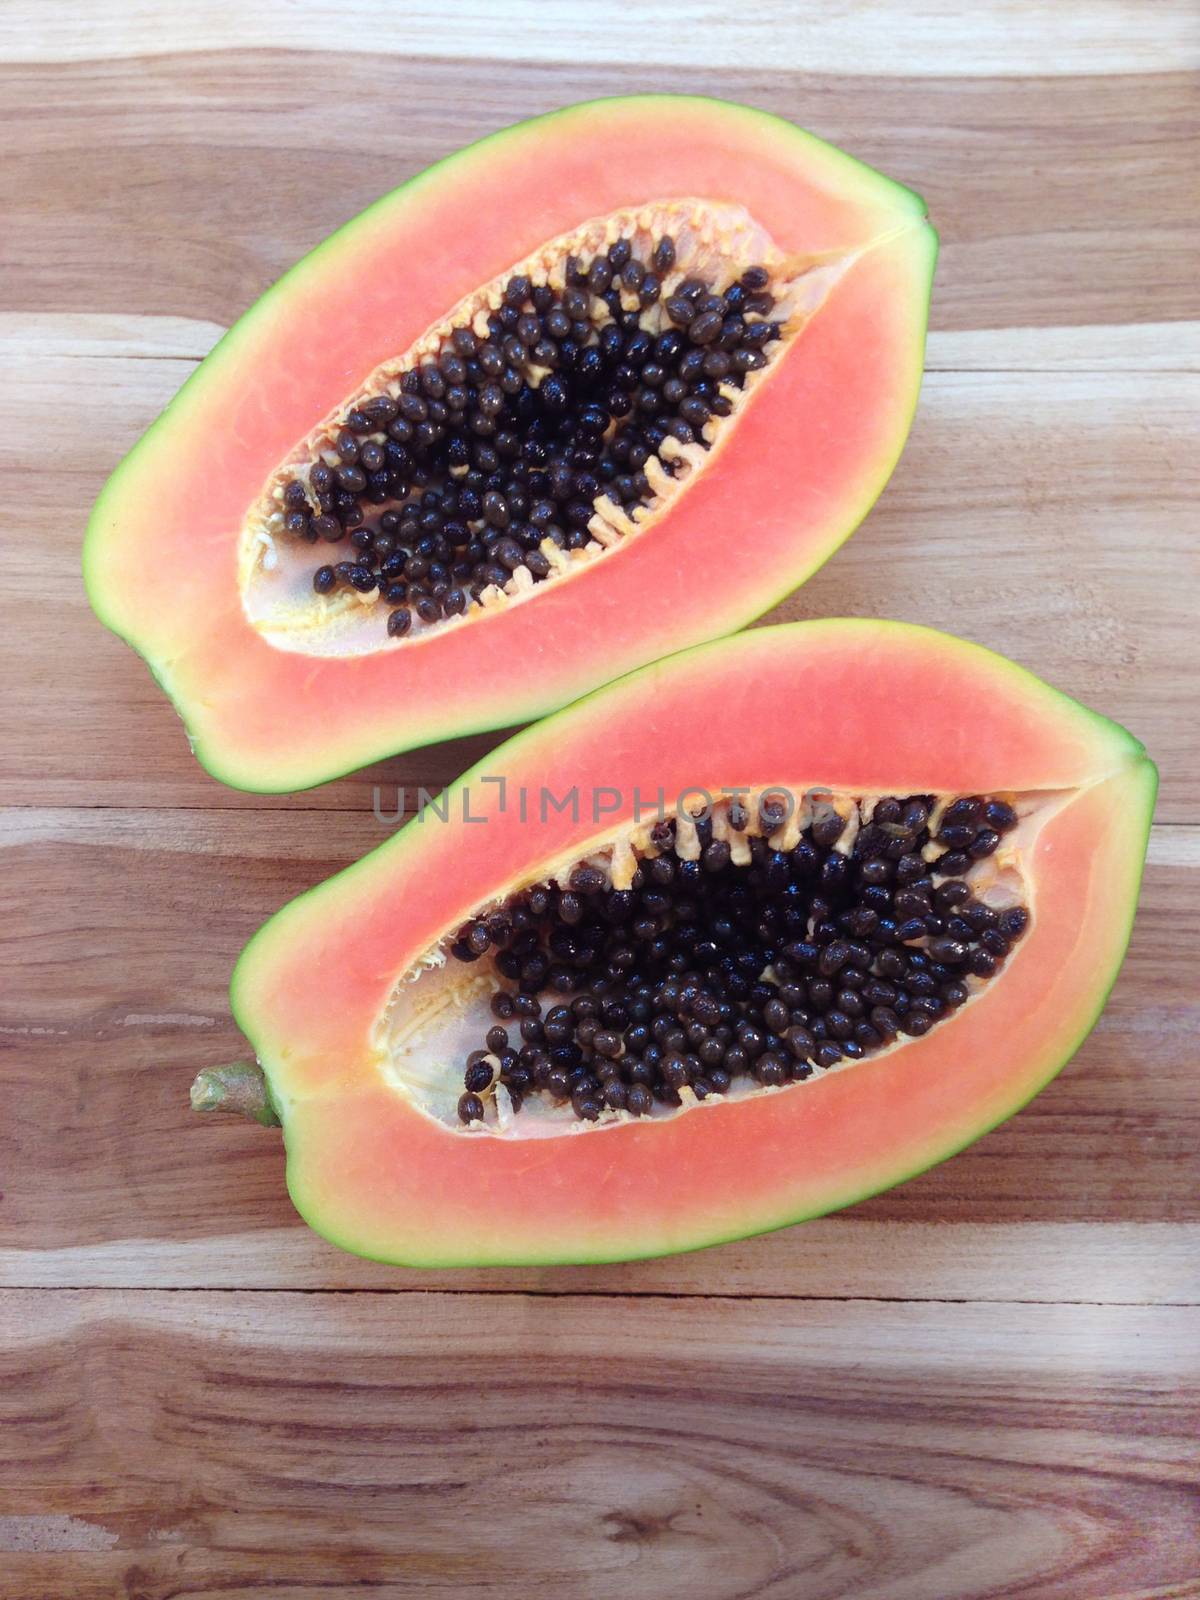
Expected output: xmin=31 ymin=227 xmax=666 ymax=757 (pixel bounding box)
xmin=191 ymin=621 xmax=1155 ymax=1267
xmin=83 ymin=96 xmax=936 ymax=791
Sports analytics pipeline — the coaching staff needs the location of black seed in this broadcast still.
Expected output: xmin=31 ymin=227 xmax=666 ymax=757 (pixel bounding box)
xmin=626 ymin=1083 xmax=653 ymax=1116
xmin=935 ymin=880 xmax=970 ymax=910
xmin=836 ymin=988 xmax=865 ymax=1018
xmin=870 ymin=1006 xmax=900 ymax=1038
xmin=457 ymin=1093 xmax=485 ymax=1125
xmin=764 ymin=997 xmax=790 ymax=1034
xmin=943 ymin=797 xmax=983 ymax=829
xmin=818 ymin=941 xmax=850 ymax=977
xmin=807 ymin=978 xmax=834 ymax=1011
xmin=703 ymin=840 xmax=731 ymax=873
xmin=571 ymin=1089 xmax=602 ymax=1121
xmin=895 ymin=889 xmax=932 ymax=919
xmin=785 ymin=1026 xmax=816 ymax=1061
xmin=688 ymin=310 xmax=724 ymax=345
xmin=826 ymin=1010 xmax=853 ymax=1040
xmin=755 ymin=1053 xmax=788 ymax=1086
xmin=985 ymin=799 xmax=1018 ymax=832
xmin=969 ymin=829 xmax=1001 ymax=859
xmin=938 ymin=851 xmax=972 ymax=877
xmin=900 ymin=1011 xmax=932 ymax=1038
xmin=464 ymin=1059 xmax=495 ymax=1094
xmin=741 ymin=322 xmax=778 ymax=350
xmin=607 ymin=238 xmax=632 ymax=272
xmin=638 ymin=273 xmax=662 ymax=306
xmin=478 ymin=382 xmax=504 ymax=418
xmin=810 ymin=810 xmax=845 ymax=851
xmin=999 ymin=906 xmax=1029 ymax=940
xmin=679 ymin=395 xmax=710 ymax=430
xmin=601 ymin=1079 xmax=628 ymax=1112
xmin=620 ymin=258 xmax=645 ymax=293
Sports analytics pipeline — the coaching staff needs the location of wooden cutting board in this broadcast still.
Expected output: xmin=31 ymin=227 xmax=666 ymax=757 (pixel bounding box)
xmin=2 ymin=4 xmax=1197 ymax=1594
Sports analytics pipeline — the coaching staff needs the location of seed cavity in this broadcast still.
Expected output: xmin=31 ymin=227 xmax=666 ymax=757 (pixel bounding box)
xmin=243 ymin=201 xmax=832 ymax=653
xmin=381 ymin=789 xmax=1033 ymax=1132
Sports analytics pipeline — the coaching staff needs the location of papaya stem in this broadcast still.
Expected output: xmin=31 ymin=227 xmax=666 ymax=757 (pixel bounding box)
xmin=189 ymin=1060 xmax=280 ymax=1127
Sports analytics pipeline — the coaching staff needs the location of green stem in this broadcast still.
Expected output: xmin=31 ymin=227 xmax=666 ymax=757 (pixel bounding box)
xmin=189 ymin=1060 xmax=280 ymax=1127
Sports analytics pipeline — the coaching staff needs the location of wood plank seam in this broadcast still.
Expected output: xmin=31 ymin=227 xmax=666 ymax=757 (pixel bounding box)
xmin=2 ymin=1284 xmax=1197 ymax=1305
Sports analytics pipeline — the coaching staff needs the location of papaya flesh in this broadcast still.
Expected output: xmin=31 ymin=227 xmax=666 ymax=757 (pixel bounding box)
xmin=201 ymin=620 xmax=1155 ymax=1268
xmin=84 ymin=96 xmax=936 ymax=792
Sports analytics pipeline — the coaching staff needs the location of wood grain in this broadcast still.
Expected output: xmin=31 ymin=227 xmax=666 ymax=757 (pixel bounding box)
xmin=2 ymin=1291 xmax=1198 ymax=1600
xmin=6 ymin=1221 xmax=1199 ymax=1303
xmin=3 ymin=350 xmax=1195 ymax=812
xmin=2 ymin=7 xmax=1197 ymax=1592
xmin=1 ymin=810 xmax=1195 ymax=1296
xmin=3 ymin=60 xmax=1197 ymax=333
xmin=5 ymin=1 xmax=1197 ymax=74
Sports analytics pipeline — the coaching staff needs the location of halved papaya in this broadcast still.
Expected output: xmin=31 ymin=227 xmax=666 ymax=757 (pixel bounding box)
xmin=84 ymin=96 xmax=935 ymax=792
xmin=192 ymin=620 xmax=1155 ymax=1267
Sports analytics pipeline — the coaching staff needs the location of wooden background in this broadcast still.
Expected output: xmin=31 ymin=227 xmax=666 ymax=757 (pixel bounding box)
xmin=2 ymin=4 xmax=1198 ymax=1596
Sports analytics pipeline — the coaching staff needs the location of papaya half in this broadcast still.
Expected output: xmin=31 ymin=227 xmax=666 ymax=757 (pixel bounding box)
xmin=191 ymin=621 xmax=1155 ymax=1268
xmin=84 ymin=96 xmax=936 ymax=791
